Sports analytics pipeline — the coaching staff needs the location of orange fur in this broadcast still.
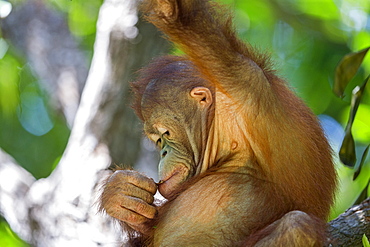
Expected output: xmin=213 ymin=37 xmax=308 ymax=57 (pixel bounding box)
xmin=101 ymin=0 xmax=337 ymax=246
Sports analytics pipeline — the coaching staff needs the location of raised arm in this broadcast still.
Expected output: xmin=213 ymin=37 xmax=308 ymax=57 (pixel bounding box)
xmin=142 ymin=0 xmax=272 ymax=100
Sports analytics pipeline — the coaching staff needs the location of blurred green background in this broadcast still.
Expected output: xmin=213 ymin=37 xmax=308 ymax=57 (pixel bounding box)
xmin=0 ymin=0 xmax=369 ymax=245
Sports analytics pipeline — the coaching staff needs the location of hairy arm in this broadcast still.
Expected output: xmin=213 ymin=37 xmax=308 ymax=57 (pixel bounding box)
xmin=142 ymin=0 xmax=272 ymax=102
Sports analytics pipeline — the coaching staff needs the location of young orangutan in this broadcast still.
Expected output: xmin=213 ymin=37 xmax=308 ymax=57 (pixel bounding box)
xmin=100 ymin=0 xmax=337 ymax=246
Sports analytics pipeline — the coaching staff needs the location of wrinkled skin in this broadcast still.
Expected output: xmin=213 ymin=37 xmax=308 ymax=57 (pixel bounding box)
xmin=99 ymin=0 xmax=337 ymax=246
xmin=141 ymin=84 xmax=214 ymax=198
xmin=100 ymin=170 xmax=157 ymax=234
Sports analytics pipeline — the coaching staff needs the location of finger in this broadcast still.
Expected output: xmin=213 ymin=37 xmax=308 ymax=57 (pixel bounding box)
xmin=111 ymin=170 xmax=157 ymax=194
xmin=120 ymin=196 xmax=157 ymax=219
xmin=114 ymin=182 xmax=155 ymax=204
xmin=105 ymin=200 xmax=149 ymax=225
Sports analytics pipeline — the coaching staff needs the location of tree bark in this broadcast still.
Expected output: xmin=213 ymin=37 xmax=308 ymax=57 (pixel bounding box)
xmin=0 ymin=0 xmax=168 ymax=245
xmin=326 ymin=197 xmax=370 ymax=247
xmin=91 ymin=14 xmax=169 ymax=167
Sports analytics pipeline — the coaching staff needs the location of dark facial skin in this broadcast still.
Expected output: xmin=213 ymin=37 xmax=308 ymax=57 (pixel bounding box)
xmin=141 ymin=79 xmax=213 ymax=198
xmin=143 ymin=112 xmax=193 ymax=198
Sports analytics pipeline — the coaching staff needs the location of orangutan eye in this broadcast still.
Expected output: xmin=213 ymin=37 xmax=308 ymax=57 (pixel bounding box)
xmin=156 ymin=138 xmax=162 ymax=146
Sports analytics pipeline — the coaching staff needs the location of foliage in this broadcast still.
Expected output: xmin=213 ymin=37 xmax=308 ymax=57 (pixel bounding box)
xmin=364 ymin=234 xmax=370 ymax=247
xmin=335 ymin=48 xmax=369 ymax=97
xmin=0 ymin=51 xmax=70 ymax=178
xmin=0 ymin=0 xmax=369 ymax=245
xmin=330 ymin=48 xmax=370 ymax=219
xmin=0 ymin=219 xmax=29 ymax=247
xmin=0 ymin=1 xmax=101 ymax=244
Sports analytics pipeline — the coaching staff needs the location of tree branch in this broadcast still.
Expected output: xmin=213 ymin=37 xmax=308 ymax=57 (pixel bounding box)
xmin=1 ymin=0 xmax=88 ymax=126
xmin=0 ymin=150 xmax=35 ymax=238
xmin=0 ymin=0 xmax=168 ymax=245
xmin=327 ymin=197 xmax=370 ymax=247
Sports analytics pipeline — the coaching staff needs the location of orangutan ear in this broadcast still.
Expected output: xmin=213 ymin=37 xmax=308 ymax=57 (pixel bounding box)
xmin=190 ymin=87 xmax=213 ymax=108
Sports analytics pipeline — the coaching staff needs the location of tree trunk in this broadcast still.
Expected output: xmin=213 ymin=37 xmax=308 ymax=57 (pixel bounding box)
xmin=1 ymin=0 xmax=88 ymax=126
xmin=0 ymin=0 xmax=168 ymax=245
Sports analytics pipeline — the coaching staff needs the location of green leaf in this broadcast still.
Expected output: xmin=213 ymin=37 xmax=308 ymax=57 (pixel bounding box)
xmin=363 ymin=234 xmax=370 ymax=247
xmin=353 ymin=145 xmax=369 ymax=180
xmin=339 ymin=75 xmax=369 ymax=167
xmin=334 ymin=47 xmax=370 ymax=98
xmin=354 ymin=182 xmax=369 ymax=205
xmin=339 ymin=129 xmax=357 ymax=167
xmin=348 ymin=75 xmax=369 ymax=123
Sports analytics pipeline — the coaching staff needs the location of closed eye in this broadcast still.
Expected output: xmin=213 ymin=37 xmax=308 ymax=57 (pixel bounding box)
xmin=156 ymin=138 xmax=162 ymax=146
xmin=157 ymin=126 xmax=169 ymax=136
